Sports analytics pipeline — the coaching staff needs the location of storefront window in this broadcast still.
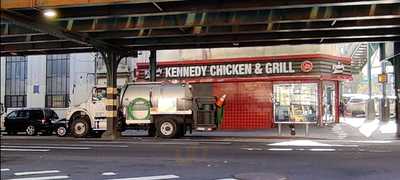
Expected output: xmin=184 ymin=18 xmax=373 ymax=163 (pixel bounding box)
xmin=273 ymin=83 xmax=318 ymax=122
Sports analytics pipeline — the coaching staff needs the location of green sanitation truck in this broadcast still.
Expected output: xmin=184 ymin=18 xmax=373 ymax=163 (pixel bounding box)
xmin=64 ymin=82 xmax=218 ymax=138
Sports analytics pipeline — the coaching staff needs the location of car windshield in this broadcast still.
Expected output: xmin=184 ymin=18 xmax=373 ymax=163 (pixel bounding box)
xmin=7 ymin=111 xmax=18 ymax=118
xmin=94 ymin=88 xmax=107 ymax=101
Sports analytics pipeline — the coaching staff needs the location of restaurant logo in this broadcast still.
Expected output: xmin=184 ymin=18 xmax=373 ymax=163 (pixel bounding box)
xmin=301 ymin=61 xmax=313 ymax=72
xmin=332 ymin=62 xmax=344 ymax=74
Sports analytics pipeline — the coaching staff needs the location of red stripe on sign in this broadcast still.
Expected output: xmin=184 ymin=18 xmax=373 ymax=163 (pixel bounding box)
xmin=136 ymin=54 xmax=352 ymax=68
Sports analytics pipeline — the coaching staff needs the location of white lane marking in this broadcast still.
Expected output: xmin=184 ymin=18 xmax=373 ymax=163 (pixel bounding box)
xmin=1 ymin=149 xmax=50 ymax=152
xmin=2 ymin=146 xmax=90 ymax=150
xmin=216 ymin=178 xmax=238 ymax=180
xmin=198 ymin=142 xmax=232 ymax=145
xmin=78 ymin=141 xmax=128 ymax=144
xmin=80 ymin=141 xmax=198 ymax=145
xmin=122 ymin=142 xmax=198 ymax=145
xmin=107 ymin=174 xmax=179 ymax=180
xmin=7 ymin=176 xmax=69 ymax=180
xmin=102 ymin=172 xmax=117 ymax=176
xmin=267 ymin=148 xmax=293 ymax=151
xmin=14 ymin=170 xmax=60 ymax=176
xmin=3 ymin=143 xmax=128 ymax=148
xmin=349 ymin=140 xmax=393 ymax=144
xmin=240 ymin=148 xmax=263 ymax=151
xmin=268 ymin=140 xmax=358 ymax=147
xmin=309 ymin=148 xmax=336 ymax=152
xmin=1 ymin=168 xmax=11 ymax=171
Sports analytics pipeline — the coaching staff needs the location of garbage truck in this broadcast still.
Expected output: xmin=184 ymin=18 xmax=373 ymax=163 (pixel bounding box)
xmin=64 ymin=82 xmax=220 ymax=138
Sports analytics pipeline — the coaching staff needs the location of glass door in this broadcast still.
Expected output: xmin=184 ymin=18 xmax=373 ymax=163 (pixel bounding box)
xmin=323 ymin=82 xmax=336 ymax=124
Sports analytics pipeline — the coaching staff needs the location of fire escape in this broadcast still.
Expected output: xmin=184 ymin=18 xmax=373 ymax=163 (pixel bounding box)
xmin=351 ymin=43 xmax=369 ymax=74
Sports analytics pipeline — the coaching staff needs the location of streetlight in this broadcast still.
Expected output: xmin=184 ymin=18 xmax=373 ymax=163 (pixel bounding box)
xmin=43 ymin=9 xmax=57 ymax=18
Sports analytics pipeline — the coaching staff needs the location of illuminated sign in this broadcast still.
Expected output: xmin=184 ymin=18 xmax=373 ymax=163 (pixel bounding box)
xmin=138 ymin=59 xmax=350 ymax=80
xmin=301 ymin=61 xmax=313 ymax=72
xmin=145 ymin=62 xmax=297 ymax=79
xmin=332 ymin=62 xmax=344 ymax=74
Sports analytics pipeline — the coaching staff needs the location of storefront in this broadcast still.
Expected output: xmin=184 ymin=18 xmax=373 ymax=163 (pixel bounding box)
xmin=136 ymin=54 xmax=352 ymax=129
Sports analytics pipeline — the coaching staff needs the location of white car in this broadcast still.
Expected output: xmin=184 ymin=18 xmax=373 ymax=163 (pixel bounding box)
xmin=344 ymin=94 xmax=369 ymax=117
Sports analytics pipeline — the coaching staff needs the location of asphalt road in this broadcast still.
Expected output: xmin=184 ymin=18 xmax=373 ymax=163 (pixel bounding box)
xmin=1 ymin=135 xmax=400 ymax=180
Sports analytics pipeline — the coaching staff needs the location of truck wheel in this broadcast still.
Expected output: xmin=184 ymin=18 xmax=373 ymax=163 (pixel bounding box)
xmin=71 ymin=118 xmax=90 ymax=138
xmin=157 ymin=119 xmax=177 ymax=138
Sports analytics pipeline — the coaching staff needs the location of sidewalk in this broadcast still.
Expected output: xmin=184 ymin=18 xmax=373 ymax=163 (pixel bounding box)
xmin=185 ymin=117 xmax=399 ymax=141
xmin=2 ymin=117 xmax=398 ymax=141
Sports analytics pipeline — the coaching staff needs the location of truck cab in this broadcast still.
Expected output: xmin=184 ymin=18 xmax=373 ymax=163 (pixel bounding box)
xmin=64 ymin=85 xmax=116 ymax=137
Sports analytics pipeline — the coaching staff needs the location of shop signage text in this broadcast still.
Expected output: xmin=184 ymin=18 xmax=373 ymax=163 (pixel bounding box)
xmin=163 ymin=62 xmax=295 ymax=78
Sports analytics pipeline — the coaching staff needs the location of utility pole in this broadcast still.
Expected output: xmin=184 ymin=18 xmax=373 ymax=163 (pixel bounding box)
xmin=366 ymin=43 xmax=376 ymax=120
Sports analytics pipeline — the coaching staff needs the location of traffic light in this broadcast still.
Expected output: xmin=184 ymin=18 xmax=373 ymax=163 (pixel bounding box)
xmin=378 ymin=73 xmax=388 ymax=83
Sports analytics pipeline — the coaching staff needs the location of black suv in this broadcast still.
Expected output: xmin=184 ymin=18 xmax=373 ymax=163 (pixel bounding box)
xmin=4 ymin=108 xmax=59 ymax=136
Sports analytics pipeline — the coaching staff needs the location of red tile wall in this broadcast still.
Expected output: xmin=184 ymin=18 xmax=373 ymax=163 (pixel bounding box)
xmin=213 ymin=82 xmax=273 ymax=129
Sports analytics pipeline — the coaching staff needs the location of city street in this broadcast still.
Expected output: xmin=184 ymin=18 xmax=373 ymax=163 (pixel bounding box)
xmin=2 ymin=136 xmax=400 ymax=180
xmin=1 ymin=1 xmax=399 ymax=180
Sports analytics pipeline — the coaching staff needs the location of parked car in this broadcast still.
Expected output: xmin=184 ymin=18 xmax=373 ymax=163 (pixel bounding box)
xmin=4 ymin=108 xmax=59 ymax=136
xmin=344 ymin=94 xmax=369 ymax=117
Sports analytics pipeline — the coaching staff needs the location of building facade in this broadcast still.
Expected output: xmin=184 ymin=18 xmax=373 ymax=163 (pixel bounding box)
xmin=137 ymin=54 xmax=351 ymax=129
xmin=1 ymin=54 xmax=95 ymax=119
xmin=1 ymin=44 xmax=353 ymax=130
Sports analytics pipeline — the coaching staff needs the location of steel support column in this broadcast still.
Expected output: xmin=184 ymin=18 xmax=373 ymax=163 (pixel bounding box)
xmin=393 ymin=42 xmax=400 ymax=138
xmin=379 ymin=43 xmax=390 ymax=122
xmin=101 ymin=51 xmax=123 ymax=139
xmin=149 ymin=50 xmax=157 ymax=82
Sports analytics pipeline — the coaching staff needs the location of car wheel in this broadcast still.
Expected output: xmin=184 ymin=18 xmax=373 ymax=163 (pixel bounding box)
xmin=26 ymin=125 xmax=37 ymax=136
xmin=56 ymin=126 xmax=68 ymax=137
xmin=71 ymin=118 xmax=90 ymax=138
xmin=157 ymin=119 xmax=177 ymax=138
